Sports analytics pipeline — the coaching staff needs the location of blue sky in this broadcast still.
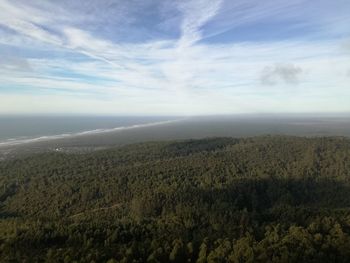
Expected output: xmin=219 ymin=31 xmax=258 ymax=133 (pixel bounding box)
xmin=0 ymin=0 xmax=349 ymax=115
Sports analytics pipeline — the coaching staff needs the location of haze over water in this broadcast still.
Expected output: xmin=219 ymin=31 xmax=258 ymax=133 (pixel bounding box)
xmin=1 ymin=114 xmax=350 ymax=151
xmin=0 ymin=116 xmax=178 ymax=145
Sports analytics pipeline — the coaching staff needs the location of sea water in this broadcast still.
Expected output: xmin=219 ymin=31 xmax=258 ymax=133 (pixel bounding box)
xmin=0 ymin=115 xmax=179 ymax=147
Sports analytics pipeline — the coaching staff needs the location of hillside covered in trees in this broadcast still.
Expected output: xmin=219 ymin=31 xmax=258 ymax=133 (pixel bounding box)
xmin=1 ymin=136 xmax=350 ymax=262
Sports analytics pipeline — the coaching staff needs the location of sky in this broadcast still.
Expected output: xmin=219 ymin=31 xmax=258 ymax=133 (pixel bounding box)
xmin=0 ymin=0 xmax=349 ymax=115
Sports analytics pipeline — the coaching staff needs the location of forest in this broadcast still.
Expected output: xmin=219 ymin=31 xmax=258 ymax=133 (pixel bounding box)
xmin=1 ymin=136 xmax=350 ymax=262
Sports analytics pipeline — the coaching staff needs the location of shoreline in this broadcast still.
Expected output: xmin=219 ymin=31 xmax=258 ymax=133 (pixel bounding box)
xmin=1 ymin=116 xmax=350 ymax=160
xmin=0 ymin=118 xmax=185 ymax=148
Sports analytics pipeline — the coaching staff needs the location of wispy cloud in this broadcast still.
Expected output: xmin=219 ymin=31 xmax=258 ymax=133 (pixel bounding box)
xmin=0 ymin=0 xmax=349 ymax=115
xmin=176 ymin=0 xmax=223 ymax=47
xmin=0 ymin=54 xmax=31 ymax=71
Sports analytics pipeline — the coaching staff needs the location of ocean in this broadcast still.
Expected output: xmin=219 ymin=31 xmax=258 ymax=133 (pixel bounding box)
xmin=1 ymin=114 xmax=350 ymax=151
xmin=0 ymin=116 xmax=179 ymax=147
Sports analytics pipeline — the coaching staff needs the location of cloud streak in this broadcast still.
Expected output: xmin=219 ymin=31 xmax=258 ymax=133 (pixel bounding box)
xmin=177 ymin=0 xmax=223 ymax=47
xmin=0 ymin=0 xmax=349 ymax=115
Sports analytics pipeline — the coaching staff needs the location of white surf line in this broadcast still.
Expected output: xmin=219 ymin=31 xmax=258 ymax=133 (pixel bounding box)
xmin=0 ymin=118 xmax=187 ymax=148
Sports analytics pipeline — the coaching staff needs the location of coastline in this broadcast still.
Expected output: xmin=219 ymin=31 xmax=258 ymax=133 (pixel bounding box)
xmin=1 ymin=115 xmax=350 ymax=160
xmin=0 ymin=118 xmax=185 ymax=148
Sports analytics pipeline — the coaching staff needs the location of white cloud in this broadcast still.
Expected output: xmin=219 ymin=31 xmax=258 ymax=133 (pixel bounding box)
xmin=176 ymin=0 xmax=223 ymax=47
xmin=0 ymin=0 xmax=349 ymax=114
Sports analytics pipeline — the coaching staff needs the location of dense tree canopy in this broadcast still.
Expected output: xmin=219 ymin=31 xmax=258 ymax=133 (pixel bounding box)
xmin=1 ymin=136 xmax=350 ymax=262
